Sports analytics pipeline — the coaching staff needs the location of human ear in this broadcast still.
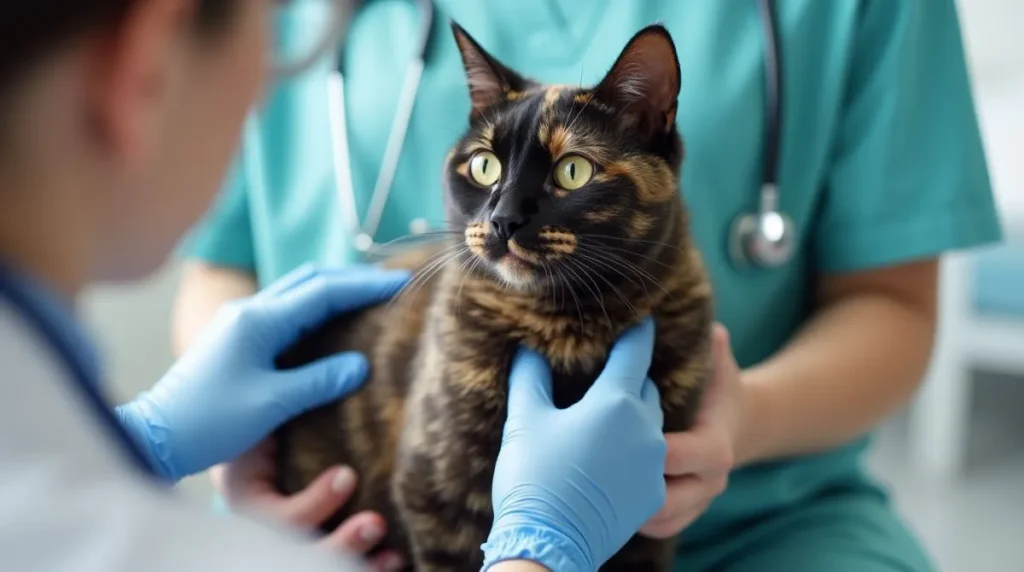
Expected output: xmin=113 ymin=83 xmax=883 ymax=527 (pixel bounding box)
xmin=87 ymin=0 xmax=194 ymax=164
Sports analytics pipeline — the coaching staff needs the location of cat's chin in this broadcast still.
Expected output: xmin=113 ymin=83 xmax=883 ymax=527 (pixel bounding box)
xmin=491 ymin=254 xmax=541 ymax=291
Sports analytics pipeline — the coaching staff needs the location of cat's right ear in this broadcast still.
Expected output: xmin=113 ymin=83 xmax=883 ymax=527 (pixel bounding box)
xmin=451 ymin=21 xmax=529 ymax=116
xmin=594 ymin=25 xmax=681 ymax=137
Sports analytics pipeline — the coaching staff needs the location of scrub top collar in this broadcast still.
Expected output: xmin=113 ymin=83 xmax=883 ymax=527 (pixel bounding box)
xmin=0 ymin=258 xmax=102 ymax=390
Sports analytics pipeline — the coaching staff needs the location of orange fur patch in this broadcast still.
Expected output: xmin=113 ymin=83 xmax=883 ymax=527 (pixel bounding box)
xmin=583 ymin=209 xmax=620 ymax=224
xmin=628 ymin=212 xmax=655 ymax=237
xmin=543 ymin=86 xmax=566 ymax=112
xmin=548 ymin=125 xmax=571 ymax=159
xmin=464 ymin=223 xmax=488 ymax=258
xmin=539 ymin=228 xmax=578 ymax=258
xmin=538 ymin=123 xmax=551 ymax=146
xmin=603 ymin=156 xmax=675 ymax=203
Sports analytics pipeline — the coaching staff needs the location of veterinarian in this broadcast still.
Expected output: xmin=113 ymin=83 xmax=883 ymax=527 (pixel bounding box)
xmin=174 ymin=0 xmax=1004 ymax=571
xmin=0 ymin=2 xmax=674 ymax=571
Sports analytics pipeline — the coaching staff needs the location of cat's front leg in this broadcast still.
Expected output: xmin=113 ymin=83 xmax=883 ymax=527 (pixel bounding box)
xmin=393 ymin=446 xmax=494 ymax=572
xmin=392 ymin=351 xmax=507 ymax=572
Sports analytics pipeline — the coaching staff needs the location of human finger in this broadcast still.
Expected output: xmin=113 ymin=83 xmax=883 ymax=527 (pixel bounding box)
xmin=663 ymin=431 xmax=734 ymax=477
xmin=276 ymin=352 xmax=370 ymax=419
xmin=317 ymin=510 xmax=389 ymax=555
xmin=259 ymin=270 xmax=411 ymax=347
xmin=506 ymin=347 xmax=555 ymax=416
xmin=640 ymin=377 xmax=662 ymax=410
xmin=640 ymin=499 xmax=710 ymax=539
xmin=257 ymin=263 xmax=317 ymax=297
xmin=590 ymin=318 xmax=656 ymax=396
xmin=267 ymin=465 xmax=360 ymax=527
xmin=366 ymin=550 xmax=407 ymax=572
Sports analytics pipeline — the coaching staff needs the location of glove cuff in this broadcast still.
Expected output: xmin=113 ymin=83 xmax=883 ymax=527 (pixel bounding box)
xmin=482 ymin=524 xmax=593 ymax=572
xmin=113 ymin=400 xmax=176 ymax=481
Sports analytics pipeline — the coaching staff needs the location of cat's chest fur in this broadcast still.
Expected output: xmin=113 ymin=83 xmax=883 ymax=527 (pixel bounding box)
xmin=274 ymin=244 xmax=713 ymax=571
xmin=388 ymin=254 xmax=713 ymax=569
xmin=418 ymin=258 xmax=711 ymax=423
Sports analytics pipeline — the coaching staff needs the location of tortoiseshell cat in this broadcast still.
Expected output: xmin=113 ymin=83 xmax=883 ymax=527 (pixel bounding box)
xmin=274 ymin=23 xmax=714 ymax=572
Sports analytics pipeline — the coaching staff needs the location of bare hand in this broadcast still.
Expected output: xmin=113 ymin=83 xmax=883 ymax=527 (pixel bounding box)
xmin=640 ymin=324 xmax=745 ymax=538
xmin=213 ymin=440 xmax=405 ymax=571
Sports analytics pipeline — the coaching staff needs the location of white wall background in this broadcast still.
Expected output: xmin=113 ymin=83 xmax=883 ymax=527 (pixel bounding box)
xmin=80 ymin=0 xmax=1024 ymax=498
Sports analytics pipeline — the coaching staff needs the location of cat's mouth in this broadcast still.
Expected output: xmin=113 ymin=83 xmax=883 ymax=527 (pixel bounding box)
xmin=464 ymin=223 xmax=579 ymax=288
xmin=483 ymin=236 xmax=542 ymax=287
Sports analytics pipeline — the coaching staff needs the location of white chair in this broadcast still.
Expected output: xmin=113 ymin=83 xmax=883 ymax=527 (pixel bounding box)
xmin=910 ymin=244 xmax=1024 ymax=483
xmin=908 ymin=70 xmax=1024 ymax=484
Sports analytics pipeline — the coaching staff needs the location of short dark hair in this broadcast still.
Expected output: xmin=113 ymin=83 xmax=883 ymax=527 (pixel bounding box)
xmin=0 ymin=1 xmax=235 ymax=92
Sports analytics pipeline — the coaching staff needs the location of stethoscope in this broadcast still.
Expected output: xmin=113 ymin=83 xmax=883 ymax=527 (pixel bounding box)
xmin=728 ymin=0 xmax=797 ymax=269
xmin=326 ymin=0 xmax=435 ymax=254
xmin=324 ymin=0 xmax=795 ymax=268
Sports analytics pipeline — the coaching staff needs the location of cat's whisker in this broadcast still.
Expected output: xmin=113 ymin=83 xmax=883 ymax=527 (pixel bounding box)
xmin=575 ymin=243 xmax=666 ymax=289
xmin=539 ymin=261 xmax=556 ymax=311
xmin=398 ymin=242 xmax=464 ymax=290
xmin=552 ymin=264 xmax=585 ymax=333
xmin=571 ymin=253 xmax=642 ymax=322
xmin=570 ymin=254 xmax=649 ymax=322
xmin=572 ymin=248 xmax=648 ymax=297
xmin=575 ymin=233 xmax=688 ymax=255
xmin=576 ymin=239 xmax=677 ymax=271
xmin=565 ymin=91 xmax=593 ymax=134
xmin=387 ymin=243 xmax=467 ymax=311
xmin=401 ymin=247 xmax=470 ymax=323
xmin=577 ymin=244 xmax=674 ymax=301
xmin=562 ymin=256 xmax=612 ymax=330
xmin=368 ymin=230 xmax=462 ymax=258
xmin=542 ymin=260 xmax=563 ymax=312
xmin=455 ymin=253 xmax=484 ymax=319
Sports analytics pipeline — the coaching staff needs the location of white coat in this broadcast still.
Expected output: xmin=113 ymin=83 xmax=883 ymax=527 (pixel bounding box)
xmin=0 ymin=286 xmax=368 ymax=571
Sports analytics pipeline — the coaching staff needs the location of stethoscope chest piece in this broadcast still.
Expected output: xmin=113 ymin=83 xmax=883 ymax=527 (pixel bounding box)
xmin=728 ymin=0 xmax=795 ymax=270
xmin=728 ymin=183 xmax=797 ymax=269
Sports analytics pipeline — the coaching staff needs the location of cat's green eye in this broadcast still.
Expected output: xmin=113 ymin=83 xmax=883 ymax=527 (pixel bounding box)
xmin=469 ymin=151 xmax=502 ymax=187
xmin=554 ymin=155 xmax=594 ymax=191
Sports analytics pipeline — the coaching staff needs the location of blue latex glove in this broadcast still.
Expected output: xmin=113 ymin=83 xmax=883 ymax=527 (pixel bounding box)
xmin=482 ymin=319 xmax=667 ymax=572
xmin=115 ymin=264 xmax=409 ymax=482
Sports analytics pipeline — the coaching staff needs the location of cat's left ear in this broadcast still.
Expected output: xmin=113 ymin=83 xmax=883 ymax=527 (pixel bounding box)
xmin=594 ymin=25 xmax=681 ymax=136
xmin=451 ymin=21 xmax=530 ymax=116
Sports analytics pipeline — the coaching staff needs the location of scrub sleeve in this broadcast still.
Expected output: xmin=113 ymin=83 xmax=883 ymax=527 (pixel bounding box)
xmin=676 ymin=2 xmax=1000 ymax=571
xmin=181 ymin=158 xmax=256 ymax=273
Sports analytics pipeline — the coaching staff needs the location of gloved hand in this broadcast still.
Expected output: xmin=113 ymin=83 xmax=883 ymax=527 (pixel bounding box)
xmin=483 ymin=319 xmax=667 ymax=572
xmin=115 ymin=264 xmax=409 ymax=482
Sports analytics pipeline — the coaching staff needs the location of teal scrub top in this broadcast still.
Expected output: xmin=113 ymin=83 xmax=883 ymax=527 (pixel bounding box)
xmin=182 ymin=0 xmax=1002 ymax=548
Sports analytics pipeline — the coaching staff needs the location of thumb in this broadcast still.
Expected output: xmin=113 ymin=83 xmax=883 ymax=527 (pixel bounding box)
xmin=276 ymin=352 xmax=370 ymax=418
xmin=712 ymin=323 xmax=731 ymax=366
xmin=506 ymin=347 xmax=554 ymax=418
xmin=701 ymin=324 xmax=735 ymax=412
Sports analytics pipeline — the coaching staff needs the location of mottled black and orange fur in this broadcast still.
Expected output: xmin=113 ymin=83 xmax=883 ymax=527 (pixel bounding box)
xmin=275 ymin=23 xmax=714 ymax=572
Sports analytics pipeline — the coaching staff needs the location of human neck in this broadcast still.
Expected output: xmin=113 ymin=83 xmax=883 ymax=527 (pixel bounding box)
xmin=0 ymin=178 xmax=92 ymax=302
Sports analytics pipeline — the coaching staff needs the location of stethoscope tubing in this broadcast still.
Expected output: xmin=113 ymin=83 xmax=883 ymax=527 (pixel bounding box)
xmin=327 ymin=0 xmax=434 ymax=251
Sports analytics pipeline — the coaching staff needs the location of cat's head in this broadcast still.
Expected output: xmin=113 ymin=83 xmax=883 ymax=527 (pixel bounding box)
xmin=444 ymin=23 xmax=686 ymax=292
